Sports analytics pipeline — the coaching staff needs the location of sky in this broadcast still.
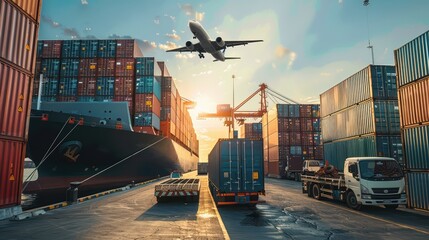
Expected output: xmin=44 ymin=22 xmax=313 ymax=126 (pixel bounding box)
xmin=38 ymin=0 xmax=429 ymax=162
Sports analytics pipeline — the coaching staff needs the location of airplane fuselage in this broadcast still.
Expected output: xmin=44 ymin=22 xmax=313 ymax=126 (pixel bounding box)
xmin=189 ymin=21 xmax=225 ymax=61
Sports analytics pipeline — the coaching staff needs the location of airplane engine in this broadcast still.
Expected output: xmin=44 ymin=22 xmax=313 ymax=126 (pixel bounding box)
xmin=215 ymin=37 xmax=225 ymax=48
xmin=186 ymin=41 xmax=194 ymax=50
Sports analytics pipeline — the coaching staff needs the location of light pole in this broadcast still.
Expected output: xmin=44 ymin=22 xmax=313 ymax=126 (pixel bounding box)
xmin=232 ymin=74 xmax=235 ymax=138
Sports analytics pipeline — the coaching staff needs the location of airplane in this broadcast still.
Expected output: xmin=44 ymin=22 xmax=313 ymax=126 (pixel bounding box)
xmin=166 ymin=20 xmax=263 ymax=62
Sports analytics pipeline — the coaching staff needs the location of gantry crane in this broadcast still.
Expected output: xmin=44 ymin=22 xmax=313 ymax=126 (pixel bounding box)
xmin=198 ymin=83 xmax=298 ymax=137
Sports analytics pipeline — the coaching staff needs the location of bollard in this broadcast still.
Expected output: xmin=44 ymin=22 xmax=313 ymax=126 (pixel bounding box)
xmin=66 ymin=182 xmax=81 ymax=204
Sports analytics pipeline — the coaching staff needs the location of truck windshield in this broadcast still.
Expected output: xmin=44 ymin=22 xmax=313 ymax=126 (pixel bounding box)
xmin=309 ymin=161 xmax=321 ymax=167
xmin=359 ymin=160 xmax=403 ymax=181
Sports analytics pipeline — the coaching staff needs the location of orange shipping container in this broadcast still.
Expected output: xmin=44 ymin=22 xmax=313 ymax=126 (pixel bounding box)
xmin=0 ymin=139 xmax=25 ymax=206
xmin=398 ymin=76 xmax=429 ymax=127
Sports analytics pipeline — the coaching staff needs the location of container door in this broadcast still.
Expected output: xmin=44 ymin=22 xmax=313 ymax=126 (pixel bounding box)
xmin=220 ymin=141 xmax=240 ymax=192
xmin=241 ymin=140 xmax=264 ymax=192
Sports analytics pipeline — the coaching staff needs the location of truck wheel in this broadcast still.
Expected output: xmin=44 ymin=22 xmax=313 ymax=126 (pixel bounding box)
xmin=385 ymin=204 xmax=398 ymax=210
xmin=312 ymin=184 xmax=321 ymax=200
xmin=346 ymin=191 xmax=362 ymax=210
xmin=307 ymin=183 xmax=313 ymax=197
xmin=302 ymin=182 xmax=307 ymax=194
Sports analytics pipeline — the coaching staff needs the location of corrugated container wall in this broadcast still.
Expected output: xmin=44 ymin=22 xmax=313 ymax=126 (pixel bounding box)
xmin=320 ymin=65 xmax=402 ymax=170
xmin=208 ymin=139 xmax=264 ymax=193
xmin=394 ymin=31 xmax=429 ymax=211
xmin=239 ymin=122 xmax=262 ymax=140
xmin=0 ymin=0 xmax=41 ymax=217
xmin=262 ymin=104 xmax=323 ymax=178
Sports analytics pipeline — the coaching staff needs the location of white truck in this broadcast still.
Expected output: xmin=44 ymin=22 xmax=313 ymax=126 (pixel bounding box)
xmin=301 ymin=157 xmax=406 ymax=210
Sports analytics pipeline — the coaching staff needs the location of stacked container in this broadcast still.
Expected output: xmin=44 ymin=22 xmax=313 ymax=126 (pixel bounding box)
xmin=394 ymin=31 xmax=429 ymax=211
xmin=0 ymin=0 xmax=42 ymax=219
xmin=262 ymin=104 xmax=323 ymax=178
xmin=33 ymin=39 xmax=162 ymax=131
xmin=239 ymin=122 xmax=262 ymax=140
xmin=320 ymin=65 xmax=402 ymax=171
xmin=158 ymin=62 xmax=198 ymax=156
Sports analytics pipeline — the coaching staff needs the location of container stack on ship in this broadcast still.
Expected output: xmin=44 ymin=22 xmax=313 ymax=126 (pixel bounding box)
xmin=262 ymin=104 xmax=323 ymax=178
xmin=239 ymin=122 xmax=262 ymax=140
xmin=394 ymin=30 xmax=429 ymax=211
xmin=24 ymin=39 xmax=198 ymax=196
xmin=320 ymin=65 xmax=403 ymax=171
xmin=0 ymin=0 xmax=42 ymax=219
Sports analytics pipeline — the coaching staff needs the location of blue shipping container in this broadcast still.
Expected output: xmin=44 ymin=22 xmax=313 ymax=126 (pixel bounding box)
xmin=96 ymin=77 xmax=114 ymax=96
xmin=135 ymin=76 xmax=161 ymax=100
xmin=406 ymin=171 xmax=429 ymax=211
xmin=40 ymin=59 xmax=60 ymax=77
xmin=61 ymin=40 xmax=81 ymax=58
xmin=403 ymin=125 xmax=429 ymax=170
xmin=135 ymin=57 xmax=155 ymax=76
xmin=80 ymin=40 xmax=98 ymax=58
xmin=134 ymin=112 xmax=160 ymax=129
xmin=208 ymin=139 xmax=264 ymax=194
xmin=98 ymin=40 xmax=116 ymax=58
xmin=60 ymin=59 xmax=80 ymax=77
xmin=59 ymin=77 xmax=78 ymax=96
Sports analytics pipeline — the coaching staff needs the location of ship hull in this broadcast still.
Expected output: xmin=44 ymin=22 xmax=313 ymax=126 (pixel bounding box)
xmin=24 ymin=111 xmax=198 ymax=194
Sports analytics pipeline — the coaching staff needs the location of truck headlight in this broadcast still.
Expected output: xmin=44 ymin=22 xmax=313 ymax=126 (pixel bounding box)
xmin=401 ymin=193 xmax=407 ymax=199
xmin=361 ymin=194 xmax=372 ymax=199
xmin=361 ymin=184 xmax=370 ymax=194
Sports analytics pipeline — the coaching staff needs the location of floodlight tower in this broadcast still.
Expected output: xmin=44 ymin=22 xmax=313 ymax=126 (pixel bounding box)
xmin=364 ymin=0 xmax=375 ymax=65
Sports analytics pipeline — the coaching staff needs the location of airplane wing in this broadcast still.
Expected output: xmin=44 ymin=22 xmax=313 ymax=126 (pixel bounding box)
xmin=166 ymin=43 xmax=205 ymax=53
xmin=210 ymin=40 xmax=263 ymax=51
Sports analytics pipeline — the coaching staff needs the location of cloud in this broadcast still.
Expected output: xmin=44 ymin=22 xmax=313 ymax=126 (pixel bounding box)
xmin=84 ymin=35 xmax=98 ymax=39
xmin=338 ymin=0 xmax=343 ymax=4
xmin=320 ymin=72 xmax=331 ymax=77
xmin=136 ymin=40 xmax=157 ymax=52
xmin=81 ymin=0 xmax=88 ymax=5
xmin=164 ymin=14 xmax=176 ymax=21
xmin=159 ymin=41 xmax=178 ymax=50
xmin=175 ymin=53 xmax=195 ymax=59
xmin=63 ymin=27 xmax=80 ymax=39
xmin=154 ymin=16 xmax=160 ymax=25
xmin=180 ymin=3 xmax=194 ymax=16
xmin=195 ymin=12 xmax=205 ymax=22
xmin=275 ymin=45 xmax=297 ymax=69
xmin=192 ymin=70 xmax=213 ymax=77
xmin=223 ymin=64 xmax=233 ymax=72
xmin=166 ymin=30 xmax=181 ymax=40
xmin=41 ymin=16 xmax=60 ymax=28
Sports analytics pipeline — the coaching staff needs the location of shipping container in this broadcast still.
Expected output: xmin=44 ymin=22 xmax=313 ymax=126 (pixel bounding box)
xmin=323 ymin=135 xmax=402 ymax=171
xmin=135 ymin=57 xmax=156 ymax=76
xmin=79 ymin=58 xmax=97 ymax=77
xmin=97 ymin=58 xmax=115 ymax=76
xmin=406 ymin=171 xmax=429 ymax=210
xmin=114 ymin=77 xmax=133 ymax=96
xmin=208 ymin=139 xmax=264 ymax=205
xmin=136 ymin=76 xmax=161 ymax=100
xmin=10 ymin=0 xmax=41 ymax=20
xmin=394 ymin=31 xmax=429 ymax=87
xmin=320 ymin=65 xmax=396 ymax=118
xmin=398 ymin=76 xmax=429 ymax=127
xmin=58 ymin=77 xmax=78 ymax=96
xmin=217 ymin=104 xmax=231 ymax=115
xmin=133 ymin=112 xmax=160 ymax=129
xmin=80 ymin=40 xmax=98 ymax=58
xmin=77 ymin=77 xmax=96 ymax=96
xmin=197 ymin=162 xmax=208 ymax=175
xmin=116 ymin=39 xmax=143 ymax=58
xmin=60 ymin=58 xmax=80 ymax=77
xmin=40 ymin=58 xmax=60 ymax=77
xmin=0 ymin=0 xmax=37 ymax=72
xmin=61 ymin=40 xmax=81 ymax=58
xmin=239 ymin=122 xmax=262 ymax=139
xmin=134 ymin=93 xmax=160 ymax=117
xmin=403 ymin=125 xmax=429 ymax=170
xmin=96 ymin=77 xmax=114 ymax=96
xmin=115 ymin=58 xmax=134 ymax=76
xmin=41 ymin=40 xmax=62 ymax=59
xmin=0 ymin=62 xmax=31 ymax=139
xmin=98 ymin=40 xmax=116 ymax=58
xmin=157 ymin=61 xmax=171 ymax=77
xmin=0 ymin=139 xmax=25 ymax=206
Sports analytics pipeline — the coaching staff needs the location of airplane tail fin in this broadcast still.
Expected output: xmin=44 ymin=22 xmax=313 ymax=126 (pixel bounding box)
xmin=213 ymin=57 xmax=241 ymax=62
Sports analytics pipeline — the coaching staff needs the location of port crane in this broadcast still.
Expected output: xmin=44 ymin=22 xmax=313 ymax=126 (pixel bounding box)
xmin=198 ymin=83 xmax=298 ymax=137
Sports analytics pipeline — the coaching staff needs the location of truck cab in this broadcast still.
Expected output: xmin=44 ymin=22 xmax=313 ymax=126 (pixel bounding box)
xmin=344 ymin=157 xmax=406 ymax=210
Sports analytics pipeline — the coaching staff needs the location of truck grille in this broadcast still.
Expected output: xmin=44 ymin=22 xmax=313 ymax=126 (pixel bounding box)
xmin=371 ymin=194 xmax=401 ymax=199
xmin=372 ymin=188 xmax=399 ymax=194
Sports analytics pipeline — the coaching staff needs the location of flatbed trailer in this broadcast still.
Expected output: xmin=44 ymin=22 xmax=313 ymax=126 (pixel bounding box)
xmin=154 ymin=178 xmax=200 ymax=202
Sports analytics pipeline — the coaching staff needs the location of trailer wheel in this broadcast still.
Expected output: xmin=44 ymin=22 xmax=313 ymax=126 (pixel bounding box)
xmin=307 ymin=183 xmax=313 ymax=197
xmin=312 ymin=184 xmax=321 ymax=200
xmin=302 ymin=182 xmax=307 ymax=194
xmin=346 ymin=191 xmax=362 ymax=210
xmin=385 ymin=204 xmax=398 ymax=210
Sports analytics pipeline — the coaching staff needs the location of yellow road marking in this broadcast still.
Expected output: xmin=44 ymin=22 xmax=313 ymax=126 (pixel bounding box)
xmin=314 ymin=199 xmax=429 ymax=235
xmin=208 ymin=184 xmax=230 ymax=240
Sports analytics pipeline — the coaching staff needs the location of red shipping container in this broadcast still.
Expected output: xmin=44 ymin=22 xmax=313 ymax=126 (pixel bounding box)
xmin=0 ymin=138 xmax=25 ymax=206
xmin=116 ymin=39 xmax=142 ymax=58
xmin=77 ymin=77 xmax=96 ymax=96
xmin=41 ymin=40 xmax=62 ymax=59
xmin=115 ymin=58 xmax=135 ymax=76
xmin=114 ymin=77 xmax=134 ymax=96
xmin=134 ymin=93 xmax=160 ymax=116
xmin=10 ymin=0 xmax=41 ymax=20
xmin=398 ymin=76 xmax=429 ymax=127
xmin=0 ymin=63 xmax=31 ymax=140
xmin=315 ymin=145 xmax=324 ymax=159
xmin=299 ymin=105 xmax=312 ymax=118
xmin=160 ymin=121 xmax=171 ymax=138
xmin=97 ymin=58 xmax=115 ymax=76
xmin=79 ymin=58 xmax=97 ymax=77
xmin=267 ymin=161 xmax=280 ymax=177
xmin=133 ymin=126 xmax=157 ymax=135
xmin=300 ymin=118 xmax=313 ymax=132
xmin=0 ymin=0 xmax=38 ymax=72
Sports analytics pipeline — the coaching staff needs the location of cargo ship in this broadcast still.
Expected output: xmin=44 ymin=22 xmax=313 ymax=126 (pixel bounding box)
xmin=23 ymin=39 xmax=199 ymax=195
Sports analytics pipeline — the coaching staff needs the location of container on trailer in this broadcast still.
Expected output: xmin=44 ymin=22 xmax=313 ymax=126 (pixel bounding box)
xmin=208 ymin=138 xmax=264 ymax=205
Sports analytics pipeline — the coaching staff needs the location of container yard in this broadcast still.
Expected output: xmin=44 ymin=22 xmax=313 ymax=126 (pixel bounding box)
xmin=262 ymin=104 xmax=323 ymax=178
xmin=1 ymin=1 xmax=429 ymax=239
xmin=320 ymin=65 xmax=403 ymax=171
xmin=395 ymin=30 xmax=429 ymax=211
